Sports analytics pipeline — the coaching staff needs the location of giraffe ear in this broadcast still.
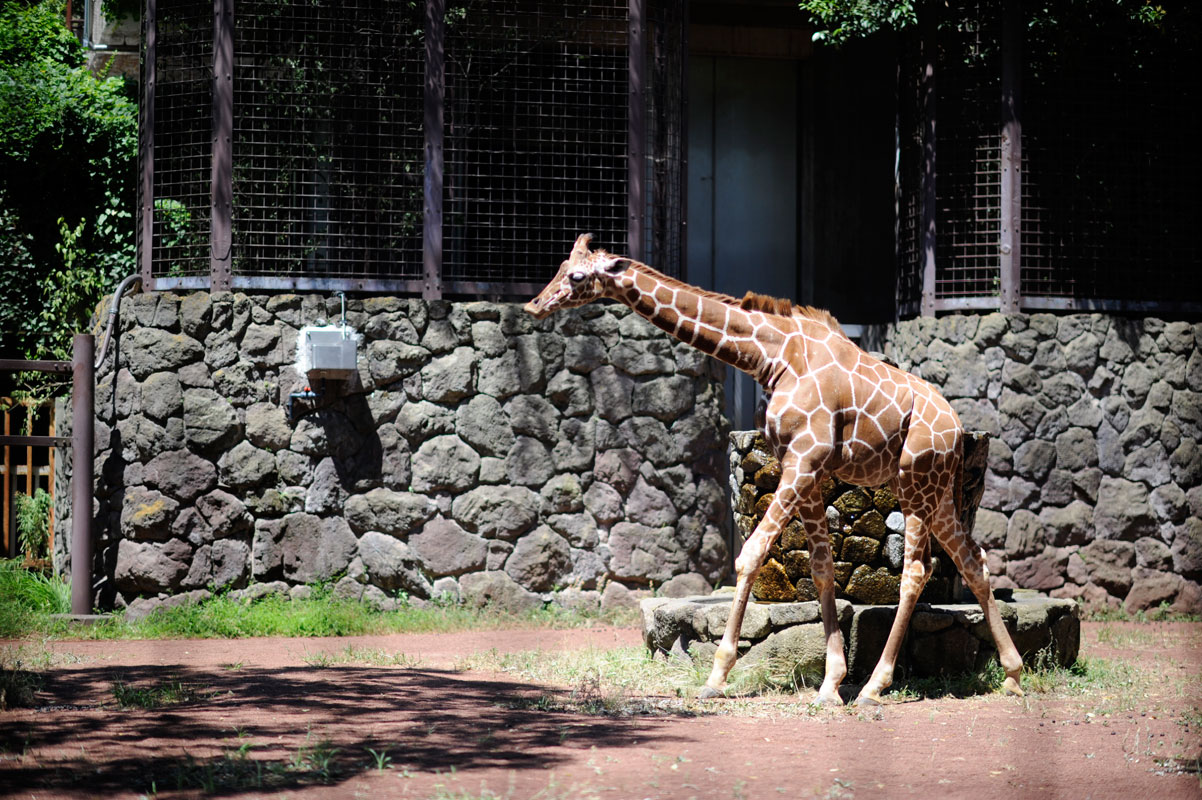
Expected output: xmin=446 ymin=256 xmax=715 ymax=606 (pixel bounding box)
xmin=599 ymin=256 xmax=632 ymax=275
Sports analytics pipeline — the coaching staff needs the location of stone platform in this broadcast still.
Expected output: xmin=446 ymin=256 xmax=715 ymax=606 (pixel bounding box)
xmin=641 ymin=589 xmax=1080 ymax=685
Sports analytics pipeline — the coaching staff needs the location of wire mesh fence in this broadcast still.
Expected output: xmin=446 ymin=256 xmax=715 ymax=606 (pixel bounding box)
xmin=933 ymin=1 xmax=1001 ymax=301
xmin=896 ymin=0 xmax=1201 ymax=315
xmin=231 ymin=0 xmax=426 ymax=285
xmin=141 ymin=0 xmax=685 ymax=295
xmin=147 ymin=3 xmax=213 ymax=280
xmin=442 ymin=0 xmax=629 ymax=289
xmin=1020 ymin=2 xmax=1202 ymax=307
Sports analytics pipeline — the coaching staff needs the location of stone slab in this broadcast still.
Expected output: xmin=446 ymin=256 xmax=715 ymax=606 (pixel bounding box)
xmin=641 ymin=589 xmax=1079 ymax=681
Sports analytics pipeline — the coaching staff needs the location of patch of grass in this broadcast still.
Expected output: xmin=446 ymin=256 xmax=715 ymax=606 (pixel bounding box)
xmin=892 ymin=658 xmax=1006 ymax=701
xmin=302 ymin=645 xmax=422 ymax=668
xmin=725 ymin=653 xmax=824 ymax=698
xmin=460 ymin=645 xmax=703 ymax=715
xmin=4 ymin=581 xmax=637 ymax=641
xmin=0 ymin=558 xmax=70 ymax=635
xmin=145 ymin=731 xmax=358 ymax=795
xmin=0 ymin=644 xmax=53 ymax=709
xmin=111 ymin=677 xmax=210 ymax=709
xmin=1084 ymin=602 xmax=1200 ymax=623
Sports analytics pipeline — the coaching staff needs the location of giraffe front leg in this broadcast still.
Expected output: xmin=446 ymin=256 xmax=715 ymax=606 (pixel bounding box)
xmin=701 ymin=486 xmax=798 ymax=698
xmin=700 ymin=527 xmax=770 ymax=697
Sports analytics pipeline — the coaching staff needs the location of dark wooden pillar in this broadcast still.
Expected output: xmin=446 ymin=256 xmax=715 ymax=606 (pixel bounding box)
xmin=628 ymin=0 xmax=646 ymax=260
xmin=998 ymin=0 xmax=1023 ymax=313
xmin=423 ymin=0 xmax=445 ymax=300
xmin=210 ymin=0 xmax=234 ymax=291
xmin=919 ymin=1 xmax=938 ymax=317
xmin=140 ymin=0 xmax=156 ymax=290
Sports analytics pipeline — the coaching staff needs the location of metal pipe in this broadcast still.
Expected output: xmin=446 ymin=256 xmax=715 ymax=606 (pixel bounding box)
xmin=71 ymin=334 xmax=95 ymax=616
xmin=94 ymin=274 xmax=142 ymax=369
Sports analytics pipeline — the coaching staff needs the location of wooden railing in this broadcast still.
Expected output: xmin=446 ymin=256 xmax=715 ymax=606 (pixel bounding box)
xmin=0 ymin=335 xmax=94 ymax=615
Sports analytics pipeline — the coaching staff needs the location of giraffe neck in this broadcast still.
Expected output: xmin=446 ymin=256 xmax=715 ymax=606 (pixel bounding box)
xmin=603 ymin=261 xmax=786 ymax=384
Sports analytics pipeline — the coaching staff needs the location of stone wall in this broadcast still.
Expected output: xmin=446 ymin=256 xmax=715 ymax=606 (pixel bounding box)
xmin=57 ymin=293 xmax=732 ymax=614
xmin=728 ymin=431 xmax=989 ymax=605
xmin=863 ymin=313 xmax=1202 ymax=613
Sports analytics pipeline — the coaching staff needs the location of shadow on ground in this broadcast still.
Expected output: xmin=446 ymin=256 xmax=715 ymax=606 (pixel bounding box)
xmin=2 ymin=662 xmax=694 ymax=796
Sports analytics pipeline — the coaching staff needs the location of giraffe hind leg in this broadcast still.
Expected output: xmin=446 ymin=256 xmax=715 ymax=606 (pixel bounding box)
xmin=854 ymin=511 xmax=933 ymax=706
xmin=946 ymin=535 xmax=1025 ymax=696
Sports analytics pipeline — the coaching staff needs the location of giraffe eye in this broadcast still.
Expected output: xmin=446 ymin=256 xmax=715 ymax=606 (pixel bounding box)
xmin=569 ymin=271 xmax=587 ymax=284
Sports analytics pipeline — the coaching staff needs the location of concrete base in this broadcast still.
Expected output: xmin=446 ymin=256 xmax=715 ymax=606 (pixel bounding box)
xmin=47 ymin=614 xmax=109 ymax=626
xmin=641 ymin=589 xmax=1080 ymax=685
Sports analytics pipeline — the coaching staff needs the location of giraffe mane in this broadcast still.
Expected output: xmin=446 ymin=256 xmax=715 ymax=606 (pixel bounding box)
xmin=739 ymin=292 xmax=846 ymax=335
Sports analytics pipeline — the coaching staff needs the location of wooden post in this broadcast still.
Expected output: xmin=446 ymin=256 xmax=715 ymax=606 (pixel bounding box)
xmin=210 ymin=0 xmax=234 ymax=291
xmin=628 ymin=0 xmax=646 ymax=260
xmin=2 ymin=406 xmax=9 ymax=557
xmin=70 ymin=335 xmax=94 ymax=616
xmin=998 ymin=0 xmax=1022 ymax=313
xmin=47 ymin=407 xmax=55 ymax=561
xmin=423 ymin=0 xmax=445 ymax=300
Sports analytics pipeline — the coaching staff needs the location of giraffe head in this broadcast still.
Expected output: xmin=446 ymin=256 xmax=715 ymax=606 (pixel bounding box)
xmin=524 ymin=233 xmax=631 ymax=318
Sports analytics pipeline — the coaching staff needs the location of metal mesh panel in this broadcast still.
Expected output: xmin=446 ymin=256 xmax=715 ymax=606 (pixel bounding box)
xmin=644 ymin=0 xmax=685 ymax=275
xmin=1021 ymin=4 xmax=1202 ymax=304
xmin=443 ymin=0 xmax=629 ymax=286
xmin=933 ymin=1 xmax=1001 ymax=299
xmin=149 ymin=4 xmax=212 ymax=278
xmin=232 ymin=0 xmax=425 ymax=282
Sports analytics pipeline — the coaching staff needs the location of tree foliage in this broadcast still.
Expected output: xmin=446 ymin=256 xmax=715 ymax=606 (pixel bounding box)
xmin=0 ymin=0 xmax=137 ymax=396
xmin=798 ymin=0 xmax=917 ymax=46
xmin=798 ymin=0 xmax=1175 ymax=47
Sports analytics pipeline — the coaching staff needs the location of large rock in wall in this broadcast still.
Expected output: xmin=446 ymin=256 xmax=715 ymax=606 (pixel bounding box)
xmin=863 ymin=313 xmax=1202 ymax=614
xmin=58 ymin=293 xmax=732 ymax=612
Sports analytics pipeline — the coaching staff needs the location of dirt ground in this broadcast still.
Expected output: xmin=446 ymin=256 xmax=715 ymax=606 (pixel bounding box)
xmin=1 ymin=621 xmax=1199 ymax=800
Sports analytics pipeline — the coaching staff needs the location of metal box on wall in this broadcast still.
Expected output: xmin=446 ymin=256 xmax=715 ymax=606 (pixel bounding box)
xmin=297 ymin=325 xmax=358 ymax=382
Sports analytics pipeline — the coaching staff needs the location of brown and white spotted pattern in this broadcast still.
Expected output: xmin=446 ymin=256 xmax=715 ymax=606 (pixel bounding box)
xmin=527 ymin=234 xmax=1024 ymax=705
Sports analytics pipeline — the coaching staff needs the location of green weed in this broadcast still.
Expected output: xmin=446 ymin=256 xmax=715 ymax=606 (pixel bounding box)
xmin=293 ymin=732 xmax=340 ymax=782
xmin=366 ymin=747 xmax=392 ymax=771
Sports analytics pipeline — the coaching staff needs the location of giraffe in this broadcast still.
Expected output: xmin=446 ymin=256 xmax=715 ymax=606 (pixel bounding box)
xmin=526 ymin=234 xmax=1025 ymax=705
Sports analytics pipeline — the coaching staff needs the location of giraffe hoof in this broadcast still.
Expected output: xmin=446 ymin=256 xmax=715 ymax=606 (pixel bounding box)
xmin=810 ymin=692 xmax=844 ymax=708
xmin=1003 ymin=676 xmax=1024 ymax=697
xmin=698 ymin=685 xmax=726 ymax=700
xmin=853 ymin=693 xmax=882 ymax=708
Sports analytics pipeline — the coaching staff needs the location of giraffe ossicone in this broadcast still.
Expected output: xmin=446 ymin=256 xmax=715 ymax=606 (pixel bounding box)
xmin=526 ymin=234 xmax=1024 ymax=705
